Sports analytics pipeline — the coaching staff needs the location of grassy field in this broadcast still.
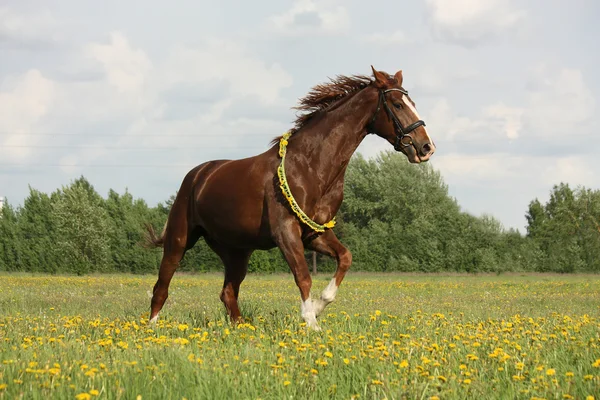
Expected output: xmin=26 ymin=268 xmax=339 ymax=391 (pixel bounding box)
xmin=0 ymin=272 xmax=599 ymax=400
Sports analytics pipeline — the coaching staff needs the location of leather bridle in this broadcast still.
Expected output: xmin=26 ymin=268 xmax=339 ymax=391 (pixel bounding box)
xmin=368 ymin=88 xmax=426 ymax=152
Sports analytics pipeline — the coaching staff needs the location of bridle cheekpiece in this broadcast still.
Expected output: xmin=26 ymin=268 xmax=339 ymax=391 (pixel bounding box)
xmin=369 ymin=88 xmax=426 ymax=152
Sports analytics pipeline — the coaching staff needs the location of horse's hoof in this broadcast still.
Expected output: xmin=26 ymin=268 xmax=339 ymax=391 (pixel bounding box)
xmin=307 ymin=322 xmax=322 ymax=332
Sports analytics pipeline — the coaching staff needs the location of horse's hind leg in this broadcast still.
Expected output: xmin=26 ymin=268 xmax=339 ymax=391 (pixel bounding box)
xmin=149 ymin=227 xmax=201 ymax=324
xmin=306 ymin=229 xmax=352 ymax=317
xmin=205 ymin=239 xmax=251 ymax=322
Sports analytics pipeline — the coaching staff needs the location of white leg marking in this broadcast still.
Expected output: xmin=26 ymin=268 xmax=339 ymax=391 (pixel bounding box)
xmin=321 ymin=278 xmax=338 ymax=302
xmin=149 ymin=315 xmax=159 ymax=324
xmin=402 ymin=94 xmax=432 ymax=143
xmin=314 ymin=278 xmax=338 ymax=317
xmin=301 ymin=296 xmax=321 ymax=331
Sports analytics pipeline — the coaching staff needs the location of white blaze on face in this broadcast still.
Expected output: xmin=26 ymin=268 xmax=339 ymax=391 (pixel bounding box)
xmin=402 ymin=94 xmax=432 ymax=144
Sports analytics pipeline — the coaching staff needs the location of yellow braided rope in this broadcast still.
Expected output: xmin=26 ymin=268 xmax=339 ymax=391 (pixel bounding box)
xmin=277 ymin=131 xmax=336 ymax=233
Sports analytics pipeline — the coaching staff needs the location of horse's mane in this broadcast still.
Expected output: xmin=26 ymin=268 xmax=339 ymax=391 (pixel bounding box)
xmin=269 ymin=74 xmax=374 ymax=146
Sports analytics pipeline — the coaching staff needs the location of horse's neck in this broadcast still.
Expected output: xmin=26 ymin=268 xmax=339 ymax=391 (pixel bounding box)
xmin=296 ymin=88 xmax=375 ymax=194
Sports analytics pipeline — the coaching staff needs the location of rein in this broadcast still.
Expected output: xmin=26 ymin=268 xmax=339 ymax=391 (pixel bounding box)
xmin=277 ymin=132 xmax=337 ymax=233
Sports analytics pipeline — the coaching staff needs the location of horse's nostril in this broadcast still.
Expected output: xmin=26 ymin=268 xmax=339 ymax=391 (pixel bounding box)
xmin=422 ymin=143 xmax=432 ymax=155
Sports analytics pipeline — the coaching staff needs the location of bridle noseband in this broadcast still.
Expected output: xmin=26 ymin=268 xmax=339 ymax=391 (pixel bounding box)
xmin=369 ymin=88 xmax=426 ymax=152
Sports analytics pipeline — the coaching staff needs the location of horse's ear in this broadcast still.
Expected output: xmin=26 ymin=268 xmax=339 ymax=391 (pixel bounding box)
xmin=394 ymin=70 xmax=403 ymax=86
xmin=371 ymin=65 xmax=389 ymax=88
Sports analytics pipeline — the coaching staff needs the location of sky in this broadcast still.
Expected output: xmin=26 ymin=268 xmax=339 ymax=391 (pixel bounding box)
xmin=0 ymin=0 xmax=598 ymax=232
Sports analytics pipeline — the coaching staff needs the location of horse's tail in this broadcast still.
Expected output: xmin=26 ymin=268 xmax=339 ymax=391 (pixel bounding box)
xmin=142 ymin=221 xmax=167 ymax=248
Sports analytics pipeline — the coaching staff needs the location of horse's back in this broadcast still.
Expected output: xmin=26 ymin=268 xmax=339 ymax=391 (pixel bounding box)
xmin=186 ymin=153 xmax=277 ymax=248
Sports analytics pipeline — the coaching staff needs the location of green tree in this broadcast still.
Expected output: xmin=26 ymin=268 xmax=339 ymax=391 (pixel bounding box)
xmin=52 ymin=178 xmax=113 ymax=275
xmin=0 ymin=200 xmax=21 ymax=271
xmin=17 ymin=187 xmax=60 ymax=273
xmin=340 ymin=151 xmax=506 ymax=273
xmin=524 ymin=183 xmax=600 ymax=272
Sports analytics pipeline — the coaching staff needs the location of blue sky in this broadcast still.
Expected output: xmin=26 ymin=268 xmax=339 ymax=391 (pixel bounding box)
xmin=1 ymin=0 xmax=598 ymax=232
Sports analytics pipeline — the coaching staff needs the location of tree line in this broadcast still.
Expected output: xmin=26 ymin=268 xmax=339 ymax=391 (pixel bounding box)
xmin=1 ymin=151 xmax=598 ymax=274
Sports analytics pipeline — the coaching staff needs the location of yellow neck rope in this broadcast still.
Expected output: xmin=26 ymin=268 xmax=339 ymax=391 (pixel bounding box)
xmin=277 ymin=131 xmax=336 ymax=233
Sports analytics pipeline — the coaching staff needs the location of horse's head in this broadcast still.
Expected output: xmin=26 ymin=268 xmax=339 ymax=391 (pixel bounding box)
xmin=368 ymin=66 xmax=435 ymax=164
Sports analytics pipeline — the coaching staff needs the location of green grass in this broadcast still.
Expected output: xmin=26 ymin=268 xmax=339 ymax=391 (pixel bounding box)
xmin=0 ymin=272 xmax=599 ymax=399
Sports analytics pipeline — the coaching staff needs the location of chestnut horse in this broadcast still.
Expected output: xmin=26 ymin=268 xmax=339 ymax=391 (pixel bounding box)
xmin=144 ymin=66 xmax=435 ymax=330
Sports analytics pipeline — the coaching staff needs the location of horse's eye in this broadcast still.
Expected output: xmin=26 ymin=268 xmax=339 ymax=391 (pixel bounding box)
xmin=393 ymin=103 xmax=402 ymax=109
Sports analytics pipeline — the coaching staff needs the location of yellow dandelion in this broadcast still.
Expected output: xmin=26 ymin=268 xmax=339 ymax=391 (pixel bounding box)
xmin=75 ymin=394 xmax=91 ymax=400
xmin=89 ymin=389 xmax=99 ymax=396
xmin=463 ymin=379 xmax=472 ymax=385
xmin=343 ymin=358 xmax=350 ymax=365
xmin=546 ymin=368 xmax=556 ymax=376
xmin=399 ymin=360 xmax=409 ymax=368
xmin=516 ymin=362 xmax=525 ymax=371
xmin=0 ymin=384 xmax=7 ymax=390
xmin=324 ymin=351 xmax=333 ymax=358
xmin=593 ymin=359 xmax=600 ymax=368
xmin=283 ymin=381 xmax=291 ymax=386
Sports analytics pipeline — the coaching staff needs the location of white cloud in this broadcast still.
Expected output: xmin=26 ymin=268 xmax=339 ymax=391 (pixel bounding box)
xmin=0 ymin=69 xmax=55 ymax=160
xmin=361 ymin=31 xmax=410 ymax=46
xmin=425 ymin=0 xmax=525 ymax=46
xmin=526 ymin=66 xmax=596 ymax=138
xmin=483 ymin=103 xmax=524 ymax=139
xmin=85 ymin=32 xmax=153 ymax=95
xmin=432 ymin=152 xmax=520 ymax=182
xmin=425 ymin=64 xmax=596 ymax=144
xmin=432 ymin=152 xmax=600 ymax=202
xmin=414 ymin=65 xmax=481 ymax=95
xmin=426 ymin=98 xmax=484 ymax=142
xmin=541 ymin=157 xmax=597 ymax=188
xmin=267 ymin=0 xmax=350 ymax=36
xmin=0 ymin=7 xmax=61 ymax=47
xmin=162 ymin=39 xmax=292 ymax=105
xmin=0 ymin=31 xmax=294 ymax=170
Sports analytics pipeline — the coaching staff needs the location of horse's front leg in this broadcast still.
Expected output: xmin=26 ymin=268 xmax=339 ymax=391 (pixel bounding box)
xmin=306 ymin=229 xmax=352 ymax=317
xmin=275 ymin=221 xmax=321 ymax=331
